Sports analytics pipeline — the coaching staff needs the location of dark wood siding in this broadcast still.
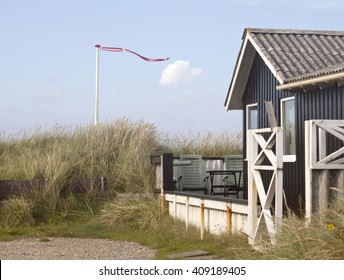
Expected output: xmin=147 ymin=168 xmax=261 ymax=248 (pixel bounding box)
xmin=242 ymin=55 xmax=298 ymax=213
xmin=295 ymin=85 xmax=344 ymax=213
xmin=242 ymin=54 xmax=344 ymax=215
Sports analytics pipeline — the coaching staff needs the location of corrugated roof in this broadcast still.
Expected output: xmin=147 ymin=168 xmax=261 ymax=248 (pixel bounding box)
xmin=248 ymin=28 xmax=344 ymax=83
xmin=225 ymin=28 xmax=344 ymax=110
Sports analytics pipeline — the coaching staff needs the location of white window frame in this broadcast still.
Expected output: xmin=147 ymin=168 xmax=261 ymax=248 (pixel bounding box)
xmin=246 ymin=103 xmax=258 ymax=130
xmin=246 ymin=103 xmax=258 ymax=163
xmin=280 ymin=97 xmax=296 ymax=162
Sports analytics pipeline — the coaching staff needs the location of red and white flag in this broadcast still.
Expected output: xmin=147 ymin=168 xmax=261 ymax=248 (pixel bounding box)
xmin=101 ymin=46 xmax=169 ymax=62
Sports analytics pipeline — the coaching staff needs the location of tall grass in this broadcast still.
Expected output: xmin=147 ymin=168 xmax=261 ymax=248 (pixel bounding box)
xmin=0 ymin=118 xmax=160 ymax=193
xmin=0 ymin=118 xmax=160 ymax=224
xmin=0 ymin=118 xmax=243 ymax=226
xmin=254 ymin=191 xmax=344 ymax=259
xmin=161 ymin=131 xmax=242 ymax=157
xmin=0 ymin=120 xmax=243 ymax=195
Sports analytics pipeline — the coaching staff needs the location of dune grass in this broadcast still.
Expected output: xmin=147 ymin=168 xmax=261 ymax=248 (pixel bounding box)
xmin=0 ymin=118 xmax=159 ymax=192
xmin=161 ymin=131 xmax=242 ymax=157
xmin=0 ymin=118 xmax=160 ymax=224
xmin=0 ymin=119 xmax=241 ymax=190
xmin=0 ymin=119 xmax=242 ymax=226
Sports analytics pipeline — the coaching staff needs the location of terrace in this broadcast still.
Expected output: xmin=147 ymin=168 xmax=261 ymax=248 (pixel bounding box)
xmin=151 ymin=154 xmax=249 ymax=238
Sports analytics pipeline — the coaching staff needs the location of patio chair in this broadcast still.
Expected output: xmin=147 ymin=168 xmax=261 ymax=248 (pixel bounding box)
xmin=223 ymin=155 xmax=243 ymax=198
xmin=175 ymin=155 xmax=208 ymax=194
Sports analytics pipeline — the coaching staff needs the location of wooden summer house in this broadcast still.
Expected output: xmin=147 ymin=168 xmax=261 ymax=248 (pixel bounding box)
xmin=225 ymin=28 xmax=344 ymax=216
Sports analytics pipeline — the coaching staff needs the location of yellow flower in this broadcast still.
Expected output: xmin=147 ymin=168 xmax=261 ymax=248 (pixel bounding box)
xmin=327 ymin=223 xmax=335 ymax=230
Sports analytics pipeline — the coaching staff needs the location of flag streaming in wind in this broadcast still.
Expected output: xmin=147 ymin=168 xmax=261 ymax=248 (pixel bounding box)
xmin=101 ymin=47 xmax=170 ymax=62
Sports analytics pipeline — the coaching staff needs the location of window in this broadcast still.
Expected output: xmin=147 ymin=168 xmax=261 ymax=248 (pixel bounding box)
xmin=247 ymin=104 xmax=258 ymax=130
xmin=281 ymin=97 xmax=296 ymax=161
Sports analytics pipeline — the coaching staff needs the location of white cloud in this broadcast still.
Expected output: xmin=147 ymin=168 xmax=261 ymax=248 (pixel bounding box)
xmin=159 ymin=60 xmax=202 ymax=86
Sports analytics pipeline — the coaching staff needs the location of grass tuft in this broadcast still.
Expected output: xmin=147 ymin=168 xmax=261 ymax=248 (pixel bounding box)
xmin=0 ymin=197 xmax=35 ymax=229
xmin=98 ymin=193 xmax=161 ymax=231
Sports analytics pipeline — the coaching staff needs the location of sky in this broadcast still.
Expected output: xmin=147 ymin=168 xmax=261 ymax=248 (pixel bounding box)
xmin=2 ymin=0 xmax=344 ymax=137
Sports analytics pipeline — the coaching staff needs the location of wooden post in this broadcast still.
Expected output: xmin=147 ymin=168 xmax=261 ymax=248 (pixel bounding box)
xmin=173 ymin=194 xmax=177 ymax=219
xmin=161 ymin=153 xmax=175 ymax=192
xmin=318 ymin=127 xmax=327 ymax=162
xmin=305 ymin=120 xmax=312 ymax=221
xmin=319 ymin=170 xmax=330 ymax=213
xmin=226 ymin=204 xmax=232 ymax=235
xmin=160 ymin=193 xmax=167 ymax=214
xmin=200 ymin=200 xmax=205 ymax=240
xmin=265 ymin=101 xmax=277 ymax=128
xmin=317 ymin=124 xmax=329 ymax=213
xmin=337 ymin=170 xmax=344 ymax=194
xmin=247 ymin=129 xmax=258 ymax=244
xmin=274 ymin=127 xmax=284 ymax=230
xmin=185 ymin=197 xmax=189 ymax=229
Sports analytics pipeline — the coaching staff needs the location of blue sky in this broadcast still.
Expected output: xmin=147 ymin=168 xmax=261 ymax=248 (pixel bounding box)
xmin=1 ymin=0 xmax=344 ymax=136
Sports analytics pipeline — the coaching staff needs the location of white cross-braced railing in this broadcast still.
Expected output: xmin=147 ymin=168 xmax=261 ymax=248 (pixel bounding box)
xmin=305 ymin=120 xmax=344 ymax=220
xmin=247 ymin=127 xmax=284 ymax=245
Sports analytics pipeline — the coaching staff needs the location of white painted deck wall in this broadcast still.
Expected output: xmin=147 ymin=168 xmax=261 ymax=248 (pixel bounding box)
xmin=164 ymin=193 xmax=248 ymax=236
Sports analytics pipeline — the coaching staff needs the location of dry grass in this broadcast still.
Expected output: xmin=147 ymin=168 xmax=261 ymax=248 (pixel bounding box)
xmin=0 ymin=120 xmax=243 ymax=221
xmin=161 ymin=131 xmax=242 ymax=157
xmin=0 ymin=118 xmax=160 ymax=194
xmin=254 ymin=192 xmax=344 ymax=260
xmin=98 ymin=193 xmax=161 ymax=231
xmin=0 ymin=197 xmax=35 ymax=229
xmin=0 ymin=118 xmax=161 ymax=223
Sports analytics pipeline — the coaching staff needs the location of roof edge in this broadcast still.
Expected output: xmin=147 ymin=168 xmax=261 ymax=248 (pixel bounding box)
xmin=245 ymin=27 xmax=344 ymax=36
xmin=225 ymin=33 xmax=256 ymax=110
xmin=276 ymin=71 xmax=344 ymax=91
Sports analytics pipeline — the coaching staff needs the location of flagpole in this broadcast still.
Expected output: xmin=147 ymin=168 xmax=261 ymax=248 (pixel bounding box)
xmin=94 ymin=44 xmax=101 ymax=125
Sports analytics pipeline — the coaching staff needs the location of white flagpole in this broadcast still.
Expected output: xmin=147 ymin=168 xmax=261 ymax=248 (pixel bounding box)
xmin=94 ymin=44 xmax=101 ymax=125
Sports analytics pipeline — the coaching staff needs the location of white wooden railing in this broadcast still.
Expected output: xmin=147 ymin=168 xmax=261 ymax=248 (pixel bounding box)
xmin=305 ymin=120 xmax=344 ymax=219
xmin=247 ymin=127 xmax=284 ymax=245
